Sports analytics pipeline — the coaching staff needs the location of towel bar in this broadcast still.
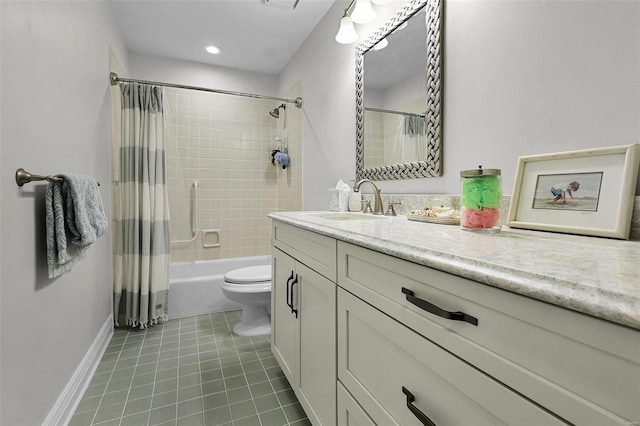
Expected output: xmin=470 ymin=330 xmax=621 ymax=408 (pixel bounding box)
xmin=15 ymin=168 xmax=101 ymax=187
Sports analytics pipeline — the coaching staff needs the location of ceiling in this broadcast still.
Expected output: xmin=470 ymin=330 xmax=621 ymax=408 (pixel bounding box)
xmin=363 ymin=7 xmax=427 ymax=90
xmin=111 ymin=0 xmax=336 ymax=76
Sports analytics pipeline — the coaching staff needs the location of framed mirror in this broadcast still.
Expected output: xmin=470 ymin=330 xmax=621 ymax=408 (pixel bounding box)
xmin=356 ymin=0 xmax=443 ymax=181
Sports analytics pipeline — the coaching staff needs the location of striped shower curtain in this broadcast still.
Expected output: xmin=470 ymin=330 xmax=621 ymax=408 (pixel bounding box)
xmin=114 ymin=83 xmax=171 ymax=329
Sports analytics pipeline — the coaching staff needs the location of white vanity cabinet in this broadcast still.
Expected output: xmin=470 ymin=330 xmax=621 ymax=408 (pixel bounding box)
xmin=337 ymin=241 xmax=640 ymax=426
xmin=271 ymin=221 xmax=337 ymax=426
xmin=269 ymin=214 xmax=640 ymax=426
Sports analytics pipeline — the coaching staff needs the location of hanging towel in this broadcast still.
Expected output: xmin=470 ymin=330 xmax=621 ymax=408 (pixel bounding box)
xmin=46 ymin=174 xmax=108 ymax=278
xmin=403 ymin=115 xmax=425 ymax=136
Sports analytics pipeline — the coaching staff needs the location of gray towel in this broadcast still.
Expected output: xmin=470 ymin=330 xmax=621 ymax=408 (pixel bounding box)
xmin=46 ymin=174 xmax=108 ymax=278
xmin=403 ymin=116 xmax=425 ymax=136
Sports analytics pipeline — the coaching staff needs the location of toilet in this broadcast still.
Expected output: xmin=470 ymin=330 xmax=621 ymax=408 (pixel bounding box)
xmin=221 ymin=264 xmax=272 ymax=336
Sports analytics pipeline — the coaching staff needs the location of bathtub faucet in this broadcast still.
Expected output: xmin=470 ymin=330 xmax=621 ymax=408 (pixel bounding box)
xmin=354 ymin=179 xmax=383 ymax=215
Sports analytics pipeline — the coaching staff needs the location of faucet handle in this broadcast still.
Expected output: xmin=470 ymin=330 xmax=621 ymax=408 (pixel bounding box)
xmin=362 ymin=200 xmax=373 ymax=214
xmin=385 ymin=201 xmax=401 ymax=216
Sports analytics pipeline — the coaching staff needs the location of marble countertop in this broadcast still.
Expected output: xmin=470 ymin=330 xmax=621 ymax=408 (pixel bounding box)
xmin=268 ymin=211 xmax=640 ymax=330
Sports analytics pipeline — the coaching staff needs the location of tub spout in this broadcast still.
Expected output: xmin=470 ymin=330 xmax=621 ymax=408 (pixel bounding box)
xmin=354 ymin=179 xmax=384 ymax=215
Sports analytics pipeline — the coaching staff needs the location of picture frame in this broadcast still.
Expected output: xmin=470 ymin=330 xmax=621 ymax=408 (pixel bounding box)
xmin=507 ymin=144 xmax=640 ymax=239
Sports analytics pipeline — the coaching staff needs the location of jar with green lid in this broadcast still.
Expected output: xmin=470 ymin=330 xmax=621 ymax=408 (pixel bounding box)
xmin=460 ymin=166 xmax=502 ymax=233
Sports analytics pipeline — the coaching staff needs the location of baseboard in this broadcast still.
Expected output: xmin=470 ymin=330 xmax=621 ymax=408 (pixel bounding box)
xmin=43 ymin=314 xmax=113 ymax=426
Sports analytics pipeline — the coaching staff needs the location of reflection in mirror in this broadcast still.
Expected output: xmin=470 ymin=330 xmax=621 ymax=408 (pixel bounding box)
xmin=356 ymin=0 xmax=442 ymax=181
xmin=363 ymin=108 xmax=426 ymax=169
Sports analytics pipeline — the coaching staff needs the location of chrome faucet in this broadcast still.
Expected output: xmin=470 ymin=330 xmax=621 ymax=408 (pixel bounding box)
xmin=354 ymin=179 xmax=384 ymax=215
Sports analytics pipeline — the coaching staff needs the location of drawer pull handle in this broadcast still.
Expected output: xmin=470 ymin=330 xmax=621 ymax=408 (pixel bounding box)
xmin=290 ymin=274 xmax=299 ymax=318
xmin=286 ymin=271 xmax=294 ymax=310
xmin=402 ymin=387 xmax=436 ymax=426
xmin=401 ymin=287 xmax=478 ymax=326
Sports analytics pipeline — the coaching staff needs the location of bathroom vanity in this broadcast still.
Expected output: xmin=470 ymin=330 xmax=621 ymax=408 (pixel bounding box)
xmin=269 ymin=211 xmax=640 ymax=426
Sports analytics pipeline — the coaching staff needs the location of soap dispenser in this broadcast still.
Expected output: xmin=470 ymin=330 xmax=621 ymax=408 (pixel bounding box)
xmin=348 ymin=180 xmax=362 ymax=212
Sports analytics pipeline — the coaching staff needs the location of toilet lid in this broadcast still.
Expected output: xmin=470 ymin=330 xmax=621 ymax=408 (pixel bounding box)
xmin=224 ymin=265 xmax=271 ymax=284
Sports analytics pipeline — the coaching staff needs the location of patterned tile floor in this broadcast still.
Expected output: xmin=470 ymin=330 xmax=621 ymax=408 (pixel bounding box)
xmin=70 ymin=311 xmax=310 ymax=426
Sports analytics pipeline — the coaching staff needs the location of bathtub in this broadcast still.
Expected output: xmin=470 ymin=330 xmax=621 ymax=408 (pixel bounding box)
xmin=168 ymin=255 xmax=271 ymax=319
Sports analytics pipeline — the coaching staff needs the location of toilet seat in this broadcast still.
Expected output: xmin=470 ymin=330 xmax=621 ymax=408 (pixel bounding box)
xmin=224 ymin=265 xmax=271 ymax=284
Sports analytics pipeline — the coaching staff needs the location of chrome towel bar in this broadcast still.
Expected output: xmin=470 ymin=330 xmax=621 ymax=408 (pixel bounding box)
xmin=15 ymin=168 xmax=101 ymax=187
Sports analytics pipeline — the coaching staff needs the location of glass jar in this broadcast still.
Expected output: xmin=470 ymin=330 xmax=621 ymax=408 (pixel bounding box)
xmin=460 ymin=166 xmax=502 ymax=233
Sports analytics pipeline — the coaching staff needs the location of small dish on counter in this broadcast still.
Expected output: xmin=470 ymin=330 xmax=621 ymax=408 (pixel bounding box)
xmin=407 ymin=207 xmax=461 ymax=225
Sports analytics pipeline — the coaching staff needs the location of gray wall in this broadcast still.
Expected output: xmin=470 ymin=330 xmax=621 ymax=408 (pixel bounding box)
xmin=280 ymin=0 xmax=640 ymax=209
xmin=0 ymin=2 xmax=127 ymax=424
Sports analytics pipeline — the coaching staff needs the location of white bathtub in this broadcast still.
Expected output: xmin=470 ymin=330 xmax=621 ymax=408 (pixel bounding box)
xmin=168 ymin=255 xmax=271 ymax=319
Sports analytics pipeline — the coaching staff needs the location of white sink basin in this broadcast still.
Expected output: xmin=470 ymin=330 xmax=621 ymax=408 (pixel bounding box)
xmin=306 ymin=212 xmax=387 ymax=221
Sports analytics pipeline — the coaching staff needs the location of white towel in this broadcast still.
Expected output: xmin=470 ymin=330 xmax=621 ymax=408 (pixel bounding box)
xmin=45 ymin=174 xmax=107 ymax=278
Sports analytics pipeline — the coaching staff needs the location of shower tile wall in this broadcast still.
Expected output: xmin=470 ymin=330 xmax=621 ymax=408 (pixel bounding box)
xmin=382 ymin=113 xmax=398 ymax=165
xmin=165 ymin=83 xmax=302 ymax=262
xmin=364 ymin=110 xmax=384 ymax=169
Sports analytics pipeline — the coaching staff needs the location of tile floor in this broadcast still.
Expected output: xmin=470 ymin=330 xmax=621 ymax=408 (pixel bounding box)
xmin=70 ymin=311 xmax=310 ymax=426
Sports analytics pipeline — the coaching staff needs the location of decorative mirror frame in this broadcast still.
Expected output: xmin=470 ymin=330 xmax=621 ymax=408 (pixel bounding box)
xmin=356 ymin=0 xmax=443 ymax=181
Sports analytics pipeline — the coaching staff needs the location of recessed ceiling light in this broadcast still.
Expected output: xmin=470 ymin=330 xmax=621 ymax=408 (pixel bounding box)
xmin=205 ymin=45 xmax=223 ymax=55
xmin=264 ymin=0 xmax=300 ymax=9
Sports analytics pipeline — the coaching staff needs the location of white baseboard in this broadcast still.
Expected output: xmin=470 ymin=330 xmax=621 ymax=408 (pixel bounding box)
xmin=43 ymin=314 xmax=113 ymax=426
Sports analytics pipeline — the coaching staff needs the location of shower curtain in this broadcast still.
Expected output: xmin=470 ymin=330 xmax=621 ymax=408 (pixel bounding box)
xmin=114 ymin=83 xmax=171 ymax=329
xmin=390 ymin=115 xmax=427 ymax=164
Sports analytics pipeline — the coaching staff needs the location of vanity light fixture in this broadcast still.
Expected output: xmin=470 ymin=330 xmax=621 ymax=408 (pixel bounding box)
xmin=205 ymin=45 xmax=223 ymax=55
xmin=394 ymin=21 xmax=408 ymax=32
xmin=335 ymin=0 xmax=382 ymax=45
xmin=372 ymin=37 xmax=388 ymax=50
xmin=351 ymin=0 xmax=376 ymax=24
xmin=335 ymin=8 xmax=359 ymax=44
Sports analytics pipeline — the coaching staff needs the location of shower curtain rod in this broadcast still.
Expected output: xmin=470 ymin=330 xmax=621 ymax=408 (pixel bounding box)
xmin=365 ymin=107 xmax=425 ymax=118
xmin=109 ymin=72 xmax=303 ymax=108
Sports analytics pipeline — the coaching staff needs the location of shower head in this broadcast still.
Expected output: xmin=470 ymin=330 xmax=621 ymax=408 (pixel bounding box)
xmin=269 ymin=103 xmax=286 ymax=119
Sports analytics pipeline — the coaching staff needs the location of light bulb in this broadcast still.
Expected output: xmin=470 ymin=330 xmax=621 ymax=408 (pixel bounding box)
xmin=372 ymin=38 xmax=388 ymax=50
xmin=335 ymin=16 xmax=358 ymax=44
xmin=395 ymin=22 xmax=408 ymax=32
xmin=371 ymin=0 xmax=394 ymax=4
xmin=351 ymin=0 xmax=376 ymax=24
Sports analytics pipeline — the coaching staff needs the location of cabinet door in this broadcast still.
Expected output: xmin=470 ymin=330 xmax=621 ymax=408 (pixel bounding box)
xmin=271 ymin=248 xmax=298 ymax=387
xmin=297 ymin=261 xmax=337 ymax=426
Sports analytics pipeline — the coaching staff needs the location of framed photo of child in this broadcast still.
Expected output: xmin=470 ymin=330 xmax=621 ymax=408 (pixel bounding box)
xmin=507 ymin=144 xmax=640 ymax=239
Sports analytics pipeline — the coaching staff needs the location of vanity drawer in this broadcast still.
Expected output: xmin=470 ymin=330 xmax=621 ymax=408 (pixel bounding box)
xmin=337 ymin=241 xmax=640 ymax=425
xmin=337 ymin=288 xmax=567 ymax=425
xmin=272 ymin=221 xmax=337 ymax=282
xmin=337 ymin=382 xmax=375 ymax=426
